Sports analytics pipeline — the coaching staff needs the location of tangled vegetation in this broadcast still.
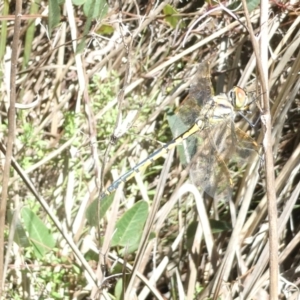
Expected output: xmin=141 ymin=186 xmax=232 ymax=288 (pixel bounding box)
xmin=0 ymin=0 xmax=299 ymax=299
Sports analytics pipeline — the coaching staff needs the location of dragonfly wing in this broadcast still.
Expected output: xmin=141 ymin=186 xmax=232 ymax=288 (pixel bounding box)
xmin=168 ymin=112 xmax=198 ymax=166
xmin=189 ymin=61 xmax=214 ymax=107
xmin=190 ymin=154 xmax=233 ymax=200
xmin=177 ymin=61 xmax=213 ymax=127
xmin=189 ymin=120 xmax=257 ymax=199
xmin=212 ymin=121 xmax=258 ymax=165
xmin=188 ymin=122 xmax=231 ymax=199
xmin=232 ymin=126 xmax=258 ymax=161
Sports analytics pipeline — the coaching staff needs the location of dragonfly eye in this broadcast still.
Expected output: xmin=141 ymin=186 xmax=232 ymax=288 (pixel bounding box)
xmin=229 ymin=86 xmax=249 ymax=110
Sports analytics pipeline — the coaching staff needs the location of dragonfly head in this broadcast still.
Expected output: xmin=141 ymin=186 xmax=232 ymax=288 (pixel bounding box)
xmin=229 ymin=86 xmax=249 ymax=112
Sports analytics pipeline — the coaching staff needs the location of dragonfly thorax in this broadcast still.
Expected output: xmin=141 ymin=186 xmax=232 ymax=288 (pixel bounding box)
xmin=199 ymin=94 xmax=234 ymax=125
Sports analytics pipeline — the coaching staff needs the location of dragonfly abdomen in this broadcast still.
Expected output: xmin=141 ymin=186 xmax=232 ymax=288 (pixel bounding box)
xmin=100 ymin=123 xmax=203 ymax=200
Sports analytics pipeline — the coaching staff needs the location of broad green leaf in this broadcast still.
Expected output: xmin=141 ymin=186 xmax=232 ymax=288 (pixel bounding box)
xmin=246 ymin=0 xmax=260 ymax=12
xmin=86 ymin=193 xmax=114 ymax=226
xmin=115 ymin=278 xmax=123 ymax=300
xmin=83 ymin=0 xmax=108 ymax=19
xmin=73 ymin=0 xmax=86 ymax=5
xmin=21 ymin=207 xmax=55 ymax=258
xmin=167 ymin=111 xmax=197 ymax=166
xmin=111 ymin=201 xmax=148 ymax=253
xmin=48 ymin=0 xmax=61 ymax=36
xmin=77 ymin=0 xmax=108 ymax=53
xmin=163 ymin=4 xmax=184 ymax=29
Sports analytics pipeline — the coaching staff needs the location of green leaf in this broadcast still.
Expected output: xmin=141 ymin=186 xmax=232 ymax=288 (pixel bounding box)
xmin=111 ymin=201 xmax=148 ymax=253
xmin=115 ymin=278 xmax=123 ymax=300
xmin=83 ymin=0 xmax=108 ymax=19
xmin=23 ymin=0 xmax=41 ymax=68
xmin=186 ymin=221 xmax=198 ymax=250
xmin=72 ymin=0 xmax=86 ymax=5
xmin=246 ymin=0 xmax=260 ymax=12
xmin=163 ymin=4 xmax=184 ymax=29
xmin=77 ymin=0 xmax=108 ymax=53
xmin=21 ymin=207 xmax=55 ymax=258
xmin=86 ymin=193 xmax=114 ymax=226
xmin=167 ymin=111 xmax=197 ymax=166
xmin=48 ymin=0 xmax=61 ymax=36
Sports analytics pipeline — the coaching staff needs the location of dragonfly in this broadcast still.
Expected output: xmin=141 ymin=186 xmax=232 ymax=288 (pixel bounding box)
xmin=100 ymin=62 xmax=258 ymax=201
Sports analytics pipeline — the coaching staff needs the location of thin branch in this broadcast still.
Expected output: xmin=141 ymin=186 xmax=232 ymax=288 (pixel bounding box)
xmin=241 ymin=0 xmax=279 ymax=298
xmin=0 ymin=0 xmax=22 ymax=294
